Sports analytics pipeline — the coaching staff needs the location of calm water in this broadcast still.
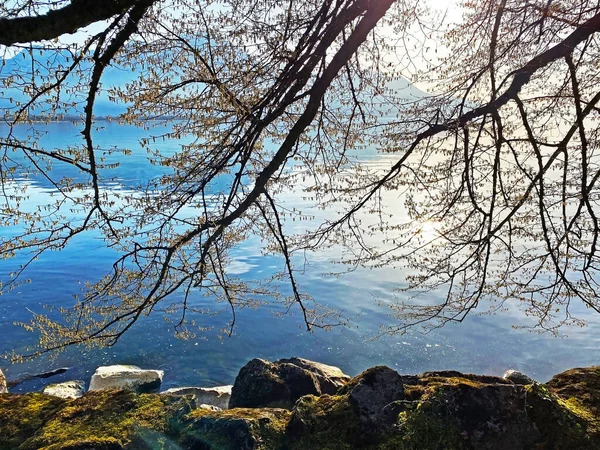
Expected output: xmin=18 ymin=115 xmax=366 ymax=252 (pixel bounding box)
xmin=1 ymin=122 xmax=599 ymax=392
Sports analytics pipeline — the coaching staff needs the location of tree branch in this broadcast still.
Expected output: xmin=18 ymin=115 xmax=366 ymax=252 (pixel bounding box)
xmin=0 ymin=0 xmax=152 ymax=45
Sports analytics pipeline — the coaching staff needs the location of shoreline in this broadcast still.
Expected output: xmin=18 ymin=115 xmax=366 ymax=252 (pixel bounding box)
xmin=1 ymin=357 xmax=599 ymax=449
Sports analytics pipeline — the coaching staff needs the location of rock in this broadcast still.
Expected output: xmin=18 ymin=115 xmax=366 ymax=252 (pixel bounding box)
xmin=88 ymin=365 xmax=163 ymax=393
xmin=197 ymin=403 xmax=221 ymax=411
xmin=436 ymin=382 xmax=541 ymax=448
xmin=546 ymin=366 xmax=600 ymax=417
xmin=339 ymin=366 xmax=405 ymax=435
xmin=161 ymin=385 xmax=232 ymax=409
xmin=180 ymin=407 xmax=291 ymax=450
xmin=1 ymin=365 xmax=600 ymax=450
xmin=290 ymin=367 xmax=599 ymax=449
xmin=0 ymin=369 xmax=7 ymax=394
xmin=229 ymin=357 xmax=350 ymax=409
xmin=43 ymin=380 xmax=85 ymax=399
xmin=398 ymin=372 xmax=596 ymax=450
xmin=0 ymin=390 xmax=193 ymax=450
xmin=503 ymin=369 xmax=535 ymax=385
xmin=423 ymin=370 xmax=512 ymax=385
xmin=277 ymin=357 xmax=350 ymax=392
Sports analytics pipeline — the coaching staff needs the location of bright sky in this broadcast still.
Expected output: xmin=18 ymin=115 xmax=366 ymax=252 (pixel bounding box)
xmin=1 ymin=0 xmax=464 ymax=52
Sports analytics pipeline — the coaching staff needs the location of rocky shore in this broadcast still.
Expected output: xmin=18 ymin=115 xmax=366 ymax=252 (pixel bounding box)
xmin=0 ymin=358 xmax=599 ymax=449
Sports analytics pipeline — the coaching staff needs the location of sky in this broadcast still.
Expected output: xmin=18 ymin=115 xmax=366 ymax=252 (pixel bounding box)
xmin=1 ymin=0 xmax=465 ymax=55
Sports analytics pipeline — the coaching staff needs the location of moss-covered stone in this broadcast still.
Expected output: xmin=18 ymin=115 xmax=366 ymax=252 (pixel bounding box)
xmin=287 ymin=394 xmax=361 ymax=450
xmin=546 ymin=366 xmax=600 ymax=437
xmin=180 ymin=406 xmax=291 ymax=450
xmin=377 ymin=403 xmax=465 ymax=450
xmin=0 ymin=393 xmax=67 ymax=450
xmin=1 ymin=365 xmax=600 ymax=450
xmin=525 ymin=383 xmax=596 ymax=450
xmin=286 ymin=391 xmax=462 ymax=450
xmin=0 ymin=390 xmax=193 ymax=450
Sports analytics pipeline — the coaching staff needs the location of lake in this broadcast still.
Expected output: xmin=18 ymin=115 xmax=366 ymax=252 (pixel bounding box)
xmin=1 ymin=121 xmax=599 ymax=392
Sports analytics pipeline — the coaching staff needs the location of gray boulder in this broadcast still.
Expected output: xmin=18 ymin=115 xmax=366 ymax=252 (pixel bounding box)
xmin=88 ymin=365 xmax=163 ymax=393
xmin=161 ymin=385 xmax=232 ymax=409
xmin=278 ymin=357 xmax=350 ymax=392
xmin=229 ymin=357 xmax=350 ymax=409
xmin=0 ymin=369 xmax=7 ymax=394
xmin=503 ymin=369 xmax=535 ymax=385
xmin=43 ymin=380 xmax=85 ymax=399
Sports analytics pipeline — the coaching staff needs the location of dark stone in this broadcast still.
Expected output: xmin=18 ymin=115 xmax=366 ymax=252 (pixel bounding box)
xmin=435 ymin=382 xmax=540 ymax=449
xmin=422 ymin=370 xmax=512 ymax=385
xmin=277 ymin=357 xmax=350 ymax=393
xmin=398 ymin=374 xmax=420 ymax=385
xmin=185 ymin=416 xmax=258 ymax=450
xmin=341 ymin=366 xmax=405 ymax=436
xmin=401 ymin=375 xmax=595 ymax=450
xmin=229 ymin=358 xmax=350 ymax=409
xmin=180 ymin=408 xmax=290 ymax=450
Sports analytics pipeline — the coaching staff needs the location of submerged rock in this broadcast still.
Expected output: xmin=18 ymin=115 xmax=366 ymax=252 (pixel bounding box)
xmin=229 ymin=357 xmax=350 ymax=409
xmin=161 ymin=385 xmax=232 ymax=409
xmin=88 ymin=365 xmax=163 ymax=393
xmin=0 ymin=369 xmax=7 ymax=394
xmin=43 ymin=380 xmax=85 ymax=399
xmin=503 ymin=369 xmax=535 ymax=385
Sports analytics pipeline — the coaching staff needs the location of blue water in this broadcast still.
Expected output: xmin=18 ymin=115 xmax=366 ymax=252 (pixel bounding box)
xmin=1 ymin=122 xmax=599 ymax=392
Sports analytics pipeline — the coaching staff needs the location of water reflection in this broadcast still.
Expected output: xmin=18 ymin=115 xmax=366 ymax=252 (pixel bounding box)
xmin=0 ymin=123 xmax=599 ymax=393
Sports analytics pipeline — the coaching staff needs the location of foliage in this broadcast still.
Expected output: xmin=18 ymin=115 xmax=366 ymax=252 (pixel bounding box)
xmin=1 ymin=0 xmax=600 ymax=355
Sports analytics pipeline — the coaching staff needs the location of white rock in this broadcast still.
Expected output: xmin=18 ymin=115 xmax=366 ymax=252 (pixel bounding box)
xmin=197 ymin=404 xmax=221 ymax=411
xmin=161 ymin=385 xmax=232 ymax=409
xmin=43 ymin=380 xmax=85 ymax=399
xmin=89 ymin=365 xmax=163 ymax=393
xmin=503 ymin=369 xmax=535 ymax=385
xmin=0 ymin=369 xmax=7 ymax=394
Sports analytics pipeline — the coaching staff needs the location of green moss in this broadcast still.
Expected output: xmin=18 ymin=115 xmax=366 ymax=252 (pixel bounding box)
xmin=526 ymin=383 xmax=597 ymax=450
xmin=284 ymin=390 xmax=465 ymax=450
xmin=0 ymin=393 xmax=67 ymax=450
xmin=286 ymin=394 xmax=360 ymax=450
xmin=182 ymin=407 xmax=291 ymax=450
xmin=546 ymin=366 xmax=600 ymax=438
xmin=560 ymin=397 xmax=600 ymax=435
xmin=376 ymin=404 xmax=465 ymax=450
xmin=16 ymin=391 xmax=175 ymax=450
xmin=3 ymin=368 xmax=600 ymax=450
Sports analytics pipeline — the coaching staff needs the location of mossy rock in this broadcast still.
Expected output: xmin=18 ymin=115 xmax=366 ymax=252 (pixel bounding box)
xmin=0 ymin=390 xmax=193 ymax=450
xmin=2 ymin=366 xmax=600 ymax=450
xmin=0 ymin=393 xmax=67 ymax=450
xmin=180 ymin=407 xmax=291 ymax=450
xmin=285 ymin=392 xmax=461 ymax=450
xmin=524 ymin=383 xmax=596 ymax=450
xmin=546 ymin=366 xmax=600 ymax=436
xmin=286 ymin=394 xmax=361 ymax=450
